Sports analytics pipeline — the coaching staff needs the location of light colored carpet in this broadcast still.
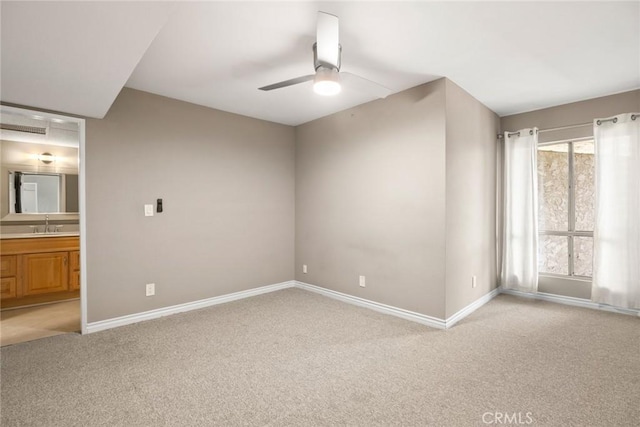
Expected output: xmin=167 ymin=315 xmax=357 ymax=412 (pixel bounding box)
xmin=1 ymin=288 xmax=638 ymax=426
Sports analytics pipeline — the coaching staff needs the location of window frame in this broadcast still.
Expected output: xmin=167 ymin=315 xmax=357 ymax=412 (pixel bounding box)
xmin=538 ymin=136 xmax=594 ymax=279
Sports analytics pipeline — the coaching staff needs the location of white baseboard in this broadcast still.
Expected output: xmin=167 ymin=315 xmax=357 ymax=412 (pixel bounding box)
xmin=445 ymin=287 xmax=502 ymax=328
xmin=500 ymin=287 xmax=640 ymax=317
xmin=294 ymin=281 xmax=501 ymax=329
xmin=86 ymin=280 xmax=295 ymax=334
xmin=86 ymin=279 xmax=559 ymax=336
xmin=294 ymin=280 xmax=447 ymax=329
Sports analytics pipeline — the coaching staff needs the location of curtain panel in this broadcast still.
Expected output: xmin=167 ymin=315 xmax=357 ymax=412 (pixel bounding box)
xmin=501 ymin=128 xmax=539 ymax=292
xmin=592 ymin=113 xmax=640 ymax=309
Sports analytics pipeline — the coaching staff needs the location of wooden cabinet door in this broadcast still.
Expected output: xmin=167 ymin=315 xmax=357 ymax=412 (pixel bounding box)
xmin=22 ymin=252 xmax=69 ymax=296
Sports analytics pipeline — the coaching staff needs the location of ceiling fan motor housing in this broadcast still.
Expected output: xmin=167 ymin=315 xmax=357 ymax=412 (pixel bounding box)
xmin=313 ymin=42 xmax=341 ymax=72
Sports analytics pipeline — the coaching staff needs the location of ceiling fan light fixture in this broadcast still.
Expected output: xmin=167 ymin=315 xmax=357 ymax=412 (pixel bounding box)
xmin=313 ymin=68 xmax=341 ymax=96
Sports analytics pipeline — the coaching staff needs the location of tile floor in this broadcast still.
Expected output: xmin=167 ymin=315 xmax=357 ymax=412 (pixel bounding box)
xmin=1 ymin=300 xmax=80 ymax=346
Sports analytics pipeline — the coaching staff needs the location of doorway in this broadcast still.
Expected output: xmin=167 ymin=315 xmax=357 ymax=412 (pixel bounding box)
xmin=0 ymin=105 xmax=87 ymax=345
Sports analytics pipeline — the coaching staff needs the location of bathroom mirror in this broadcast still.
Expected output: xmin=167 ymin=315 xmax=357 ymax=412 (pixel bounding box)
xmin=8 ymin=171 xmax=78 ymax=214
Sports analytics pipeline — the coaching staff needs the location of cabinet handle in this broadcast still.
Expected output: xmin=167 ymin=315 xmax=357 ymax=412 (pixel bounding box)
xmin=64 ymin=257 xmax=67 ymax=266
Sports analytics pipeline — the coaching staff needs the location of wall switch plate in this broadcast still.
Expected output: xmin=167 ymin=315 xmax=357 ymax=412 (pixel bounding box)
xmin=146 ymin=283 xmax=155 ymax=296
xmin=472 ymin=275 xmax=477 ymax=288
xmin=144 ymin=204 xmax=154 ymax=217
xmin=303 ymin=264 xmax=308 ymax=274
xmin=359 ymin=275 xmax=366 ymax=287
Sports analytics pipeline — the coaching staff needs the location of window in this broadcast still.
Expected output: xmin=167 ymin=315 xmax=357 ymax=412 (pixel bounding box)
xmin=537 ymin=139 xmax=595 ymax=278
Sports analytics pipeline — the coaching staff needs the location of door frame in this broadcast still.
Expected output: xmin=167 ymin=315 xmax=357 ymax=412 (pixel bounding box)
xmin=0 ymin=105 xmax=88 ymax=333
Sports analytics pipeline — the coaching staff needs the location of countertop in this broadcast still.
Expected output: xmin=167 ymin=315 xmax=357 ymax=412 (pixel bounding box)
xmin=0 ymin=232 xmax=80 ymax=240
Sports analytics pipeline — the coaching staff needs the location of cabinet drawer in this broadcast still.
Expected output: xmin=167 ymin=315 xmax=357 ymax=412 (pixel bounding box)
xmin=1 ymin=255 xmax=17 ymax=277
xmin=70 ymin=250 xmax=80 ymax=272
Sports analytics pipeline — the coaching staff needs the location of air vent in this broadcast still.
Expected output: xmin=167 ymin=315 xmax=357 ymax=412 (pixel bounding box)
xmin=0 ymin=123 xmax=47 ymax=134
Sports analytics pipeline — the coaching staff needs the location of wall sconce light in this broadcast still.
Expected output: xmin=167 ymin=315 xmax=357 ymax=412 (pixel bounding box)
xmin=38 ymin=152 xmax=55 ymax=164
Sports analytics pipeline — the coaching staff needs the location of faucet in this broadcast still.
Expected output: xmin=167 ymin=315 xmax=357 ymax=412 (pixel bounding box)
xmin=44 ymin=214 xmax=49 ymax=234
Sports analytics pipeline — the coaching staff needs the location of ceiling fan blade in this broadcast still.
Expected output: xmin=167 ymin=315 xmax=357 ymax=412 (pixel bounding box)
xmin=258 ymin=74 xmax=315 ymax=91
xmin=316 ymin=12 xmax=339 ymax=68
xmin=341 ymin=72 xmax=392 ymax=99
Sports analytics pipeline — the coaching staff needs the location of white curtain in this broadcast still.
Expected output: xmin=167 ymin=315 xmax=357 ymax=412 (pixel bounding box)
xmin=501 ymin=128 xmax=539 ymax=292
xmin=592 ymin=113 xmax=640 ymax=309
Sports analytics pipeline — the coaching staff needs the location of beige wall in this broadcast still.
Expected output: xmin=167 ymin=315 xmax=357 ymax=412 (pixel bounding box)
xmin=86 ymin=88 xmax=295 ymax=322
xmin=295 ymin=79 xmax=499 ymax=320
xmin=444 ymin=80 xmax=500 ymax=317
xmin=500 ymin=89 xmax=640 ymax=299
xmin=295 ymin=80 xmax=448 ymax=318
xmin=90 ymin=80 xmax=498 ymax=324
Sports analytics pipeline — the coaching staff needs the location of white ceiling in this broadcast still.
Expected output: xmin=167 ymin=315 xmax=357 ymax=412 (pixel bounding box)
xmin=0 ymin=1 xmax=175 ymax=118
xmin=2 ymin=1 xmax=639 ymax=126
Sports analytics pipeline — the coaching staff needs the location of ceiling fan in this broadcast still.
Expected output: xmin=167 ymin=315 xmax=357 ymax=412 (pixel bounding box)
xmin=259 ymin=12 xmax=391 ymax=98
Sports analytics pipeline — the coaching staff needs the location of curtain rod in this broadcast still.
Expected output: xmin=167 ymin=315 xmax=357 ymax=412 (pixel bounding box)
xmin=498 ymin=122 xmax=592 ymax=139
xmin=539 ymin=122 xmax=592 ymax=133
xmin=498 ymin=115 xmax=638 ymax=139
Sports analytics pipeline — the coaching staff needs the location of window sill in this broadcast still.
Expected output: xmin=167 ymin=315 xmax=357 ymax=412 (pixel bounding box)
xmin=538 ymin=273 xmax=591 ymax=282
xmin=538 ymin=274 xmax=592 ymax=299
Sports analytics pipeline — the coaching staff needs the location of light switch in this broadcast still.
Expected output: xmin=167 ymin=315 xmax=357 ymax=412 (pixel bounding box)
xmin=144 ymin=204 xmax=154 ymax=217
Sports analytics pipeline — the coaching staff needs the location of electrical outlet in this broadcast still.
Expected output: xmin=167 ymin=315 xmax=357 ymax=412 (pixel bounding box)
xmin=146 ymin=283 xmax=155 ymax=296
xmin=472 ymin=275 xmax=477 ymax=288
xmin=303 ymin=264 xmax=308 ymax=274
xmin=359 ymin=275 xmax=366 ymax=287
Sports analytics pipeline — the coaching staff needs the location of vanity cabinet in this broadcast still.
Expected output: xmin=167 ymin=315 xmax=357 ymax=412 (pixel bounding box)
xmin=0 ymin=236 xmax=79 ymax=308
